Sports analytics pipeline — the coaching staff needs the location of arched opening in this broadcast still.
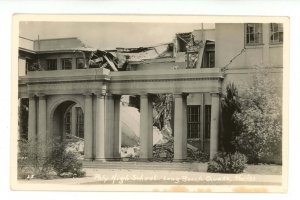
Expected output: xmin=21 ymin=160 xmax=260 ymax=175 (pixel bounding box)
xmin=51 ymin=100 xmax=84 ymax=159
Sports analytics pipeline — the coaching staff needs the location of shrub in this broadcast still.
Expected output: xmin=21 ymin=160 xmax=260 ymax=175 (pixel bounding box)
xmin=47 ymin=139 xmax=85 ymax=178
xmin=18 ymin=139 xmax=53 ymax=179
xmin=233 ymin=67 xmax=282 ymax=164
xmin=207 ymin=152 xmax=247 ymax=173
xmin=18 ymin=138 xmax=86 ymax=179
xmin=221 ymin=83 xmax=242 ymax=153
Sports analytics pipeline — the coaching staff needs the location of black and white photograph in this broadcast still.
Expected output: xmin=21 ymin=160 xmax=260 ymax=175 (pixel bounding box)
xmin=12 ymin=15 xmax=288 ymax=192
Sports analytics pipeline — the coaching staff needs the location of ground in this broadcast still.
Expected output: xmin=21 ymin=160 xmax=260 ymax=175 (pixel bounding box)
xmin=17 ymin=163 xmax=282 ymax=186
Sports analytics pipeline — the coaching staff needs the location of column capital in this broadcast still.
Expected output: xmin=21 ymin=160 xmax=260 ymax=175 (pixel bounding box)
xmin=83 ymin=92 xmax=93 ymax=97
xmin=140 ymin=93 xmax=149 ymax=99
xmin=28 ymin=94 xmax=36 ymax=99
xmin=173 ymin=93 xmax=188 ymax=98
xmin=95 ymin=92 xmax=106 ymax=98
xmin=37 ymin=93 xmax=46 ymax=100
xmin=210 ymin=92 xmax=221 ymax=97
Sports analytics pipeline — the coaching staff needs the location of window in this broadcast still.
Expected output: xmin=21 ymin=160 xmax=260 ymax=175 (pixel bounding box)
xmin=76 ymin=107 xmax=84 ymax=138
xmin=187 ymin=105 xmax=201 ymax=138
xmin=204 ymin=51 xmax=215 ymax=68
xmin=61 ymin=58 xmax=72 ymax=70
xmin=245 ymin=23 xmax=263 ymax=45
xmin=64 ymin=111 xmax=71 ymax=135
xmin=204 ymin=105 xmax=211 ymax=139
xmin=46 ymin=59 xmax=57 ymax=70
xmin=76 ymin=58 xmax=85 ymax=69
xmin=270 ymin=23 xmax=283 ymax=44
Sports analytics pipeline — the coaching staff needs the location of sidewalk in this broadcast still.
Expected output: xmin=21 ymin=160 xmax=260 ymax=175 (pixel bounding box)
xmin=17 ymin=167 xmax=282 ymax=186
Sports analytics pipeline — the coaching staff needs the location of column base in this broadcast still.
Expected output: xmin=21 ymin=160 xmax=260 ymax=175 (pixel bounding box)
xmin=105 ymin=158 xmax=121 ymax=161
xmin=172 ymin=159 xmax=187 ymax=162
xmin=94 ymin=158 xmax=107 ymax=162
xmin=138 ymin=158 xmax=153 ymax=162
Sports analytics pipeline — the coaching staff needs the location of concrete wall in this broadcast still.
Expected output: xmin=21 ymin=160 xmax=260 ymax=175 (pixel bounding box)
xmin=18 ymin=58 xmax=26 ymax=76
xmin=193 ymin=29 xmax=215 ymax=41
xmin=216 ymin=23 xmax=283 ymax=94
xmin=19 ymin=37 xmax=34 ymax=50
xmin=38 ymin=52 xmax=83 ymax=70
xmin=34 ymin=38 xmax=85 ymax=51
xmin=215 ymin=23 xmax=283 ymax=69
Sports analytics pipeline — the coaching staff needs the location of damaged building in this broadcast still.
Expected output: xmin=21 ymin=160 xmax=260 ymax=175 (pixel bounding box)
xmin=18 ymin=23 xmax=283 ymax=162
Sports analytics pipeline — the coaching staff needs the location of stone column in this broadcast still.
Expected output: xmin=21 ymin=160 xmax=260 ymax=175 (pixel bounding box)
xmin=84 ymin=93 xmax=93 ymax=160
xmin=147 ymin=96 xmax=153 ymax=159
xmin=28 ymin=95 xmax=36 ymax=149
xmin=139 ymin=94 xmax=152 ymax=161
xmin=37 ymin=94 xmax=47 ymax=158
xmin=210 ymin=93 xmax=220 ymax=159
xmin=173 ymin=93 xmax=187 ymax=161
xmin=113 ymin=95 xmax=121 ymax=159
xmin=95 ymin=93 xmax=106 ymax=161
xmin=200 ymin=93 xmax=205 ymax=151
xmin=105 ymin=94 xmax=114 ymax=160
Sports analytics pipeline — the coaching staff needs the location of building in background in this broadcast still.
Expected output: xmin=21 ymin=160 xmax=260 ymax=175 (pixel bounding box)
xmin=18 ymin=23 xmax=283 ymax=161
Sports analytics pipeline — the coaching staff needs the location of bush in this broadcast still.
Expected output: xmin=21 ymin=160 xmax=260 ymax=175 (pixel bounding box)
xmin=47 ymin=140 xmax=85 ymax=178
xmin=18 ymin=138 xmax=86 ymax=179
xmin=221 ymin=83 xmax=242 ymax=153
xmin=207 ymin=152 xmax=247 ymax=173
xmin=18 ymin=139 xmax=52 ymax=179
xmin=233 ymin=67 xmax=282 ymax=164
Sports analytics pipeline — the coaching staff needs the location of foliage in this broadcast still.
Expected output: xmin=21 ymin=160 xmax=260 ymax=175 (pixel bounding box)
xmin=18 ymin=139 xmax=52 ymax=179
xmin=221 ymin=83 xmax=241 ymax=152
xmin=46 ymin=139 xmax=86 ymax=178
xmin=233 ymin=67 xmax=282 ymax=164
xmin=207 ymin=152 xmax=247 ymax=173
xmin=18 ymin=138 xmax=85 ymax=179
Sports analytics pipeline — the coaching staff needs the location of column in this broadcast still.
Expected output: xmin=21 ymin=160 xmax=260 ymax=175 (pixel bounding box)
xmin=84 ymin=93 xmax=93 ymax=160
xmin=37 ymin=94 xmax=47 ymax=158
xmin=139 ymin=94 xmax=152 ymax=161
xmin=28 ymin=95 xmax=36 ymax=149
xmin=95 ymin=93 xmax=106 ymax=161
xmin=210 ymin=93 xmax=220 ymax=159
xmin=200 ymin=93 xmax=205 ymax=151
xmin=262 ymin=23 xmax=270 ymax=65
xmin=113 ymin=95 xmax=121 ymax=159
xmin=105 ymin=94 xmax=114 ymax=160
xmin=147 ymin=96 xmax=153 ymax=159
xmin=173 ymin=93 xmax=187 ymax=161
xmin=71 ymin=106 xmax=77 ymax=136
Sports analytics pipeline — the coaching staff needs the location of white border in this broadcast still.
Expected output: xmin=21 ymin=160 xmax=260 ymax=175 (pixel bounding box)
xmin=1 ymin=0 xmax=300 ymax=200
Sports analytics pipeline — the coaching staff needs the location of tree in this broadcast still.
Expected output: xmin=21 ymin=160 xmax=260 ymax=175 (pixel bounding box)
xmin=221 ymin=83 xmax=241 ymax=153
xmin=233 ymin=67 xmax=282 ymax=164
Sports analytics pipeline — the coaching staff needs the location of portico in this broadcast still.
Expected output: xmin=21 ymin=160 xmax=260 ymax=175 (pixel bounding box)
xmin=19 ymin=67 xmax=223 ymax=161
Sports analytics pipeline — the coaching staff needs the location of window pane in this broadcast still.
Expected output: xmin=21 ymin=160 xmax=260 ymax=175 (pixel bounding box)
xmin=46 ymin=59 xmax=57 ymax=70
xmin=62 ymin=58 xmax=72 ymax=70
xmin=76 ymin=58 xmax=85 ymax=69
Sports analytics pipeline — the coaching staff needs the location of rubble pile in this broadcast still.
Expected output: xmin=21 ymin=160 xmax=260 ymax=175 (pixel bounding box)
xmin=153 ymin=135 xmax=209 ymax=162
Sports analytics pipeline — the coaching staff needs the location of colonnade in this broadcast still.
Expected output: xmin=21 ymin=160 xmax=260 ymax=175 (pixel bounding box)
xmin=25 ymin=92 xmax=220 ymax=161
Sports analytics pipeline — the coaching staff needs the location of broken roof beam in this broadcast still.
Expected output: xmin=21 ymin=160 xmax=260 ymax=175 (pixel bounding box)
xmin=104 ymin=55 xmax=118 ymax=71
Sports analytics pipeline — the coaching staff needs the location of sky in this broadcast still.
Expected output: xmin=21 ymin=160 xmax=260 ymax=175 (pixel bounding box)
xmin=20 ymin=22 xmax=214 ymax=49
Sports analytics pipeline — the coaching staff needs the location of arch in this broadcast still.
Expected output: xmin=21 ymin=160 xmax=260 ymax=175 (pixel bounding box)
xmin=47 ymin=95 xmax=85 ymax=141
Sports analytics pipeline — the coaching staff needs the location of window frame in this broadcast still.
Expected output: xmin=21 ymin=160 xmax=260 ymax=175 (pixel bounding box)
xmin=245 ymin=23 xmax=263 ymax=46
xmin=61 ymin=58 xmax=73 ymax=70
xmin=46 ymin=59 xmax=57 ymax=71
xmin=187 ymin=105 xmax=201 ymax=139
xmin=270 ymin=23 xmax=283 ymax=45
xmin=76 ymin=57 xmax=86 ymax=69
